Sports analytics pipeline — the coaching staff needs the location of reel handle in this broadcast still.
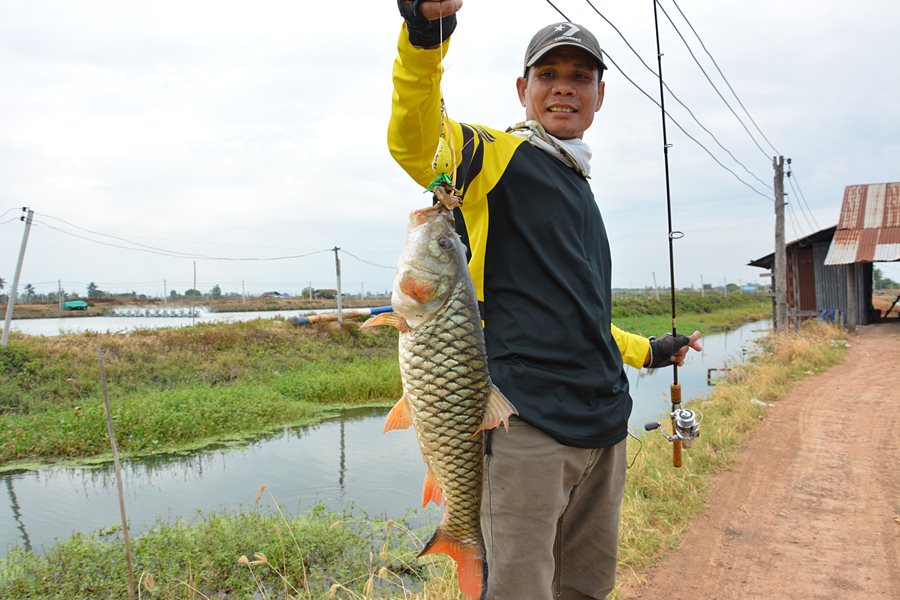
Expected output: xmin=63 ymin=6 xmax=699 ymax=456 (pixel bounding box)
xmin=671 ymin=382 xmax=683 ymax=468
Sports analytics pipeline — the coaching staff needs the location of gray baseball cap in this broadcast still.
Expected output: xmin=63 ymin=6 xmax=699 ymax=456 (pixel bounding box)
xmin=524 ymin=22 xmax=607 ymax=76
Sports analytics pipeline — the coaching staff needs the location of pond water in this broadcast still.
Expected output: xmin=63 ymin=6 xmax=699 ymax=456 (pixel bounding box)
xmin=7 ymin=307 xmax=352 ymax=336
xmin=0 ymin=320 xmax=771 ymax=557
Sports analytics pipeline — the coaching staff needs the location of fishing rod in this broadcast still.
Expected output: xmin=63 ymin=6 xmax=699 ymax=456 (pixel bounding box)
xmin=642 ymin=0 xmax=700 ymax=467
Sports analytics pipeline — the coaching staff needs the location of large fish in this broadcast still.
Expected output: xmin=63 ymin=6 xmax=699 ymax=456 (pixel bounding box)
xmin=363 ymin=204 xmax=517 ymax=600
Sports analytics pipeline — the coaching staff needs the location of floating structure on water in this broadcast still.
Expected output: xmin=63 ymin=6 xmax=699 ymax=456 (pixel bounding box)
xmin=111 ymin=307 xmax=201 ymax=318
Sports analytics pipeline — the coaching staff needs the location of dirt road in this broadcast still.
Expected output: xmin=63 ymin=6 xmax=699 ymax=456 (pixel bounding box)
xmin=622 ymin=320 xmax=900 ymax=600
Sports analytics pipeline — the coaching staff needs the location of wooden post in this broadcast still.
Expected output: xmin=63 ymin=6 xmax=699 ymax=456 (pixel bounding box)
xmin=773 ymin=156 xmax=788 ymax=332
xmin=97 ymin=346 xmax=136 ymax=600
xmin=846 ymin=263 xmax=857 ymax=332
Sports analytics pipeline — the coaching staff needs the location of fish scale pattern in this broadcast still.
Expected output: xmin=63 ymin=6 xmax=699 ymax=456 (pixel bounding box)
xmin=399 ymin=283 xmax=490 ymax=546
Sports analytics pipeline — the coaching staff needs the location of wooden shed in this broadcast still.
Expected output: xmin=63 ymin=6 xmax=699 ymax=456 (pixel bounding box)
xmin=749 ymin=182 xmax=900 ymax=329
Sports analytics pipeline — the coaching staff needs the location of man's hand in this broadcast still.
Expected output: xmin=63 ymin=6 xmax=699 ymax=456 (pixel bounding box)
xmin=644 ymin=330 xmax=702 ymax=368
xmin=398 ymin=0 xmax=462 ymax=47
xmin=415 ymin=0 xmax=463 ymax=21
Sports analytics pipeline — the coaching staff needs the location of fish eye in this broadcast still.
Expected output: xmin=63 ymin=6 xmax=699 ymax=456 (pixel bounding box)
xmin=437 ymin=238 xmax=451 ymax=250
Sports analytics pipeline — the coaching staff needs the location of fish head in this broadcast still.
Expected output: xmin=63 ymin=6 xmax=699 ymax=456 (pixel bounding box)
xmin=392 ymin=205 xmax=467 ymax=328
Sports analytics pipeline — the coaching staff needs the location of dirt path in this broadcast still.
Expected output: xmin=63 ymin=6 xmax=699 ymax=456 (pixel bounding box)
xmin=621 ymin=320 xmax=900 ymax=600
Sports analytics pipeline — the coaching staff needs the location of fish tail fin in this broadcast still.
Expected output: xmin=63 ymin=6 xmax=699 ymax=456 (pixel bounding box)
xmin=418 ymin=528 xmax=486 ymax=600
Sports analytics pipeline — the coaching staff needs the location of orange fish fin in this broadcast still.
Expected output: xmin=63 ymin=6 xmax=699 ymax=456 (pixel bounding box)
xmin=418 ymin=529 xmax=485 ymax=600
xmin=383 ymin=393 xmax=413 ymax=432
xmin=476 ymin=384 xmax=519 ymax=434
xmin=361 ymin=312 xmax=410 ymax=332
xmin=421 ymin=466 xmax=444 ymax=508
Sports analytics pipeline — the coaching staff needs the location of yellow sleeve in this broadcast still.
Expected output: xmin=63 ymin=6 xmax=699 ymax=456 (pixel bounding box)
xmin=611 ymin=324 xmax=650 ymax=369
xmin=387 ymin=24 xmax=464 ymax=189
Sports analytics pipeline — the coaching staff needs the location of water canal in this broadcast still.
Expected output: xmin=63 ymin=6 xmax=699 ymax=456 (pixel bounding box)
xmin=0 ymin=320 xmax=772 ymax=557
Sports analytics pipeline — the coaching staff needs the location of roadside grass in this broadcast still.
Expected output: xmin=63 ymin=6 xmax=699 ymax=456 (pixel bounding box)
xmin=613 ymin=321 xmax=848 ymax=593
xmin=0 ymin=321 xmax=847 ymax=599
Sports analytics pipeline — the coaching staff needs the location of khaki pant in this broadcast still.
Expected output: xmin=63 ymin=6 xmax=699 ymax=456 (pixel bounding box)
xmin=481 ymin=417 xmax=627 ymax=600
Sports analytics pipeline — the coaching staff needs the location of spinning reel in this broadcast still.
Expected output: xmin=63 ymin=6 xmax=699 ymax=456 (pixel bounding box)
xmin=645 ymin=408 xmax=701 ymax=449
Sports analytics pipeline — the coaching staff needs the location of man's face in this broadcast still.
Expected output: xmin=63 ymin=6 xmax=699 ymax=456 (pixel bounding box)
xmin=516 ymin=46 xmax=605 ymax=140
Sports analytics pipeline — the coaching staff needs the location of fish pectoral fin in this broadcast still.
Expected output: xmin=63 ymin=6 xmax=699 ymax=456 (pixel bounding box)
xmin=476 ymin=385 xmax=519 ymax=433
xmin=361 ymin=312 xmax=410 ymax=332
xmin=383 ymin=393 xmax=413 ymax=433
xmin=422 ymin=466 xmax=444 ymax=508
xmin=418 ymin=528 xmax=485 ymax=600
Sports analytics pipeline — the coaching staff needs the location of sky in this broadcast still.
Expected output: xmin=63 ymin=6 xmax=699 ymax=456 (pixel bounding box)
xmin=1 ymin=0 xmax=899 ymax=300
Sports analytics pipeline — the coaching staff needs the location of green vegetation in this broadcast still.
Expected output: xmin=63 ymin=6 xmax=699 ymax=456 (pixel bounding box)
xmin=0 ymin=494 xmax=429 ymax=600
xmin=612 ymin=292 xmax=770 ymax=335
xmin=0 ymin=292 xmax=769 ymax=469
xmin=0 ymin=321 xmax=847 ymax=599
xmin=0 ymin=319 xmax=401 ymax=468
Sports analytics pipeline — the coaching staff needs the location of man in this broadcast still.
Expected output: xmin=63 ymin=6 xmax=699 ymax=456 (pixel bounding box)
xmin=389 ymin=2 xmax=701 ymax=598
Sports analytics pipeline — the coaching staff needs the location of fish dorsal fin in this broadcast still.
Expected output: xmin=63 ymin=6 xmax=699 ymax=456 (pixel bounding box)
xmin=476 ymin=385 xmax=518 ymax=433
xmin=422 ymin=465 xmax=444 ymax=508
xmin=384 ymin=393 xmax=413 ymax=432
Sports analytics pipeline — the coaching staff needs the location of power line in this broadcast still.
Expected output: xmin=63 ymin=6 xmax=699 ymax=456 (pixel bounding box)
xmin=581 ymin=0 xmax=773 ymax=192
xmin=340 ymin=249 xmax=395 ymax=270
xmin=33 ymin=215 xmax=334 ymax=262
xmin=540 ymin=0 xmax=773 ymax=200
xmin=655 ymin=0 xmax=771 ymax=160
xmin=786 ymin=166 xmax=821 ymax=230
xmin=786 ymin=172 xmax=818 ymax=233
xmin=669 ymin=0 xmax=781 ymax=156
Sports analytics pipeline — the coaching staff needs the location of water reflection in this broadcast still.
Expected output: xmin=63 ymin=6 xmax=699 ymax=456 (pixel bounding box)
xmin=1 ymin=321 xmax=771 ymax=557
xmin=1 ymin=407 xmax=441 ymax=557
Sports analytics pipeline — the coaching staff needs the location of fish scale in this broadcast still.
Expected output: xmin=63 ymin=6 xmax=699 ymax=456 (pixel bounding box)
xmin=401 ymin=289 xmax=487 ymax=546
xmin=363 ymin=204 xmax=516 ymax=600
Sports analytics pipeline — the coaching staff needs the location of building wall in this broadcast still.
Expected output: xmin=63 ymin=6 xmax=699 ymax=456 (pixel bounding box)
xmin=813 ymin=242 xmax=873 ymax=325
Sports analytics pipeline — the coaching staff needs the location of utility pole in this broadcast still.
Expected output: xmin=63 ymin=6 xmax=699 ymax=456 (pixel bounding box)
xmin=652 ymin=271 xmax=660 ymax=301
xmin=2 ymin=209 xmax=34 ymax=346
xmin=241 ymin=280 xmax=246 ymax=303
xmin=773 ymin=156 xmax=788 ymax=332
xmin=163 ymin=279 xmax=167 ymax=306
xmin=700 ymin=274 xmax=705 ymax=297
xmin=58 ymin=280 xmax=63 ymax=311
xmin=333 ymin=247 xmax=343 ymax=326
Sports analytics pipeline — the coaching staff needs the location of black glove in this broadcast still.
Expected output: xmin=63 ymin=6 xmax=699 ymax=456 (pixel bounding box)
xmin=397 ymin=0 xmax=457 ymax=48
xmin=648 ymin=333 xmax=691 ymax=368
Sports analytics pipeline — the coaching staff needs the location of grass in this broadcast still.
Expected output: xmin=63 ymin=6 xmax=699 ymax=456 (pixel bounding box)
xmin=0 ymin=292 xmax=769 ymax=469
xmin=0 ymin=320 xmax=847 ymax=599
xmin=612 ymin=321 xmax=848 ymax=593
xmin=0 ymin=318 xmax=401 ymax=468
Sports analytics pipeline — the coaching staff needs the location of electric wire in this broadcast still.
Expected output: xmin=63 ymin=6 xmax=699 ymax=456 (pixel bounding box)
xmin=542 ymin=0 xmax=773 ymax=200
xmin=787 ymin=168 xmax=821 ymax=230
xmin=669 ymin=0 xmax=781 ymax=156
xmin=655 ymin=1 xmax=771 ymax=159
xmin=0 ymin=208 xmax=24 ymax=220
xmin=582 ymin=0 xmax=772 ymax=192
xmin=786 ymin=174 xmax=817 ymax=233
xmin=339 ymin=250 xmax=395 ymax=270
xmin=33 ymin=216 xmax=334 ymax=262
xmin=0 ymin=217 xmax=21 ymax=227
xmin=786 ymin=202 xmax=803 ymax=240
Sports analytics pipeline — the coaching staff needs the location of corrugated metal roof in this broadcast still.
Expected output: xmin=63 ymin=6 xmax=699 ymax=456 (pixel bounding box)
xmin=824 ymin=182 xmax=900 ymax=265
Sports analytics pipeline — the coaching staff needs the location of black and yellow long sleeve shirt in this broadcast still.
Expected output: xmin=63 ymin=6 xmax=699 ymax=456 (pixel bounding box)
xmin=388 ymin=26 xmax=649 ymax=449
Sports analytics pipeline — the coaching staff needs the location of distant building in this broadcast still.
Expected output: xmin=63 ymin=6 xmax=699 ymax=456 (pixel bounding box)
xmin=749 ymin=182 xmax=900 ymax=328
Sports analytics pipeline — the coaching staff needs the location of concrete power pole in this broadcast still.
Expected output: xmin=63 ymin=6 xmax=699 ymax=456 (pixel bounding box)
xmin=2 ymin=209 xmax=34 ymax=346
xmin=333 ymin=247 xmax=344 ymax=327
xmin=773 ymin=156 xmax=788 ymax=332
